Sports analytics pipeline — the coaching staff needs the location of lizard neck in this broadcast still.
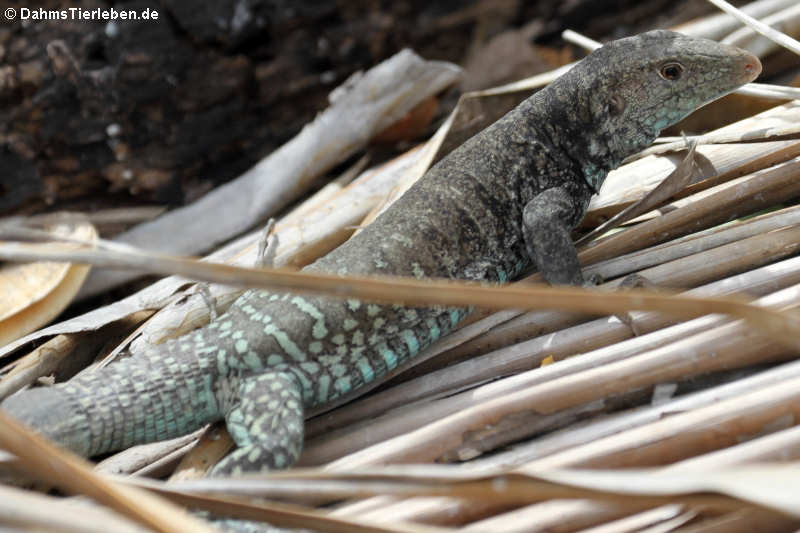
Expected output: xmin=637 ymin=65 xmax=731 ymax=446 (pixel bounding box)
xmin=524 ymin=69 xmax=662 ymax=195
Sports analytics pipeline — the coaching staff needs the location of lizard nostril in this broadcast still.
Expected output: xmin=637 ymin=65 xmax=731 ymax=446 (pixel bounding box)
xmin=742 ymin=56 xmax=762 ymax=79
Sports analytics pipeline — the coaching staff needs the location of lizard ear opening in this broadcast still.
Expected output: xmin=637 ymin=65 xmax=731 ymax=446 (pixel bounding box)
xmin=607 ymin=94 xmax=626 ymax=117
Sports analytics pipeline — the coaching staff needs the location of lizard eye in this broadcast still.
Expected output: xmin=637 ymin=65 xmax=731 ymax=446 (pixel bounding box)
xmin=659 ymin=62 xmax=684 ymax=81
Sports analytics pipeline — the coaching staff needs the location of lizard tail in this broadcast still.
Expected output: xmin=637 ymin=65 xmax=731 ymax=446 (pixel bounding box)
xmin=1 ymin=331 xmax=223 ymax=458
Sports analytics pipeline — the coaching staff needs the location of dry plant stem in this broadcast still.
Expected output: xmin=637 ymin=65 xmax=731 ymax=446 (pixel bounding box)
xmin=440 ymin=370 xmax=764 ymax=464
xmin=662 ymin=141 xmax=800 ymax=200
xmin=349 ymin=498 xmax=512 ymax=527
xmin=602 ymin=224 xmax=800 ymax=289
xmin=574 ymin=140 xmax=698 ymax=247
xmin=304 ymin=238 xmax=800 ymax=447
xmin=0 ymin=334 xmax=84 ymax=400
xmin=470 ymin=354 xmax=800 ymax=474
xmin=135 ymin=481 xmax=457 ymax=533
xmin=132 ymin=441 xmax=199 ymax=479
xmin=704 ymin=0 xmax=800 ymax=55
xmin=669 ymin=425 xmax=800 ymax=471
xmin=491 ymin=393 xmax=800 ymax=532
xmin=3 ymin=241 xmax=794 ymax=351
xmin=572 ymin=506 xmax=698 ymax=533
xmin=148 ymin=471 xmax=754 ymax=523
xmin=0 ymin=411 xmax=216 ymax=533
xmin=170 ymin=425 xmax=233 ymax=481
xmin=634 ymin=133 xmax=800 ymax=161
xmin=676 ymin=0 xmax=796 ymax=39
xmin=94 ymin=431 xmax=203 ymax=476
xmin=322 ymin=279 xmax=800 ymax=470
xmin=596 ymin=102 xmax=800 ymax=213
xmin=528 ymin=367 xmax=800 ymax=469
xmin=592 ymin=426 xmax=800 ymax=530
xmin=0 ymin=311 xmax=154 ymax=400
xmin=580 ymin=156 xmax=800 ymax=266
xmin=0 ymin=484 xmax=149 ymax=533
xmin=461 ymin=501 xmax=681 ymax=533
xmin=674 ymin=508 xmax=799 ymax=533
xmin=585 ymin=204 xmax=800 ymax=281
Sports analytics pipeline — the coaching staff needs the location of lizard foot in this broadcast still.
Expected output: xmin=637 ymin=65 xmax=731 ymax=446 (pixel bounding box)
xmin=212 ymin=370 xmax=304 ymax=476
xmin=614 ymin=273 xmax=656 ymax=336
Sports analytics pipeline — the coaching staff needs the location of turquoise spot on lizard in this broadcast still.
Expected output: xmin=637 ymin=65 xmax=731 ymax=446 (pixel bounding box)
xmin=235 ymin=339 xmax=248 ymax=354
xmin=317 ymin=374 xmax=331 ymax=403
xmin=290 ymin=296 xmax=328 ymax=339
xmin=274 ymin=452 xmax=287 ymax=468
xmin=331 ymin=333 xmax=345 ymax=345
xmin=347 ymin=345 xmax=365 ymax=362
xmin=368 ymin=332 xmax=384 ymax=346
xmin=309 ymin=341 xmax=323 ymax=354
xmin=343 ymin=318 xmax=358 ymax=331
xmin=334 ymin=376 xmax=351 ymax=394
xmin=267 ymin=354 xmax=284 ymax=366
xmin=318 ymin=354 xmax=343 ymax=369
xmin=216 ymin=349 xmax=229 ymax=374
xmin=400 ymin=329 xmax=420 ymax=356
xmin=300 ymin=361 xmax=320 ymax=374
xmin=264 ymin=324 xmax=306 ymax=361
xmin=356 ymin=358 xmax=375 ymax=383
xmin=351 ymin=330 xmax=364 ymax=345
xmin=243 ymin=352 xmax=264 ymax=369
xmin=653 ymin=117 xmax=670 ymax=130
xmin=403 ymin=309 xmax=418 ymax=322
xmin=289 ymin=370 xmax=313 ymax=401
xmin=378 ymin=342 xmax=398 ymax=370
xmin=426 ymin=318 xmax=441 ymax=341
xmin=449 ymin=309 xmax=462 ymax=327
xmin=367 ymin=304 xmax=381 ymax=317
xmin=347 ymin=299 xmax=361 ymax=311
xmin=411 ymin=262 xmax=425 ymax=279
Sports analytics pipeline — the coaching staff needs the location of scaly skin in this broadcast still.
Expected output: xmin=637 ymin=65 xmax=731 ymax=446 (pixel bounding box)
xmin=2 ymin=32 xmax=760 ymax=483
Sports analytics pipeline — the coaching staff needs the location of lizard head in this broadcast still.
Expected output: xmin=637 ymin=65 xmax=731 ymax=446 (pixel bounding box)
xmin=553 ymin=30 xmax=761 ymax=189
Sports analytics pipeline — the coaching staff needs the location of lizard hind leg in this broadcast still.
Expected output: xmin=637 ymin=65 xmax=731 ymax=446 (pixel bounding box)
xmin=212 ymin=370 xmax=304 ymax=476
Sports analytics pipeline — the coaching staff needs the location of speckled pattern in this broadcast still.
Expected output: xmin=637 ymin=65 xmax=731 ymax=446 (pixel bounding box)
xmin=2 ymin=30 xmax=759 ymax=529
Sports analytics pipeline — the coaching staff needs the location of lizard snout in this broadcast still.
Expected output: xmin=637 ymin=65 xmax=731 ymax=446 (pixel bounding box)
xmin=740 ymin=52 xmax=762 ymax=82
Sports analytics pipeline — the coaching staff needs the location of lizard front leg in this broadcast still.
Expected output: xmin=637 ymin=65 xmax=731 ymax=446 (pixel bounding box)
xmin=522 ymin=186 xmax=587 ymax=286
xmin=213 ymin=370 xmax=304 ymax=476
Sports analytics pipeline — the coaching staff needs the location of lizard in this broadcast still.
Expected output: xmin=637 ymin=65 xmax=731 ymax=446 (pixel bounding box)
xmin=1 ymin=31 xmax=760 ymax=483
